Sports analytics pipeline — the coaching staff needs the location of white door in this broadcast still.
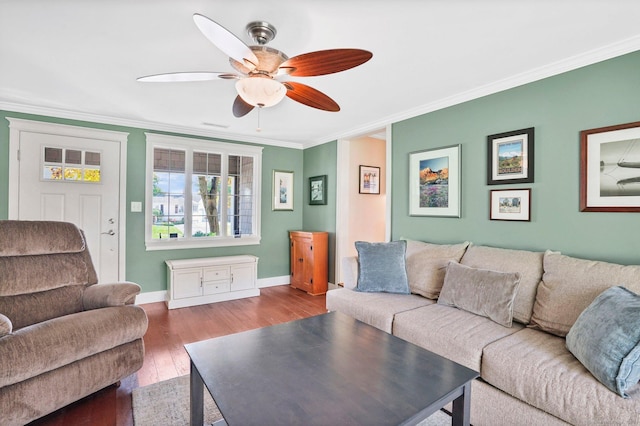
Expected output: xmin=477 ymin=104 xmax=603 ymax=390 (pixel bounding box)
xmin=8 ymin=119 xmax=128 ymax=283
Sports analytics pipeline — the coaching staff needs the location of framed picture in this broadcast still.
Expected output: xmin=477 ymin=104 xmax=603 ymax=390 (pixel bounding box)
xmin=490 ymin=188 xmax=531 ymax=221
xmin=309 ymin=175 xmax=327 ymax=205
xmin=580 ymin=120 xmax=640 ymax=212
xmin=272 ymin=170 xmax=294 ymax=211
xmin=409 ymin=144 xmax=461 ymax=217
xmin=487 ymin=127 xmax=534 ymax=185
xmin=359 ymin=165 xmax=380 ymax=194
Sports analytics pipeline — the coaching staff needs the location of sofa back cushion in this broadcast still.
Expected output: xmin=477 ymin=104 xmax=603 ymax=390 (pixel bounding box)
xmin=530 ymin=251 xmax=640 ymax=337
xmin=404 ymin=240 xmax=470 ymax=299
xmin=460 ymin=245 xmax=544 ymax=325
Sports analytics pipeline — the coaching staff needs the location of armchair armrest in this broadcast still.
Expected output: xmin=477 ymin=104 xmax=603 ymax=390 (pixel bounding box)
xmin=0 ymin=313 xmax=12 ymax=338
xmin=82 ymin=282 xmax=141 ymax=311
xmin=341 ymin=256 xmax=359 ymax=290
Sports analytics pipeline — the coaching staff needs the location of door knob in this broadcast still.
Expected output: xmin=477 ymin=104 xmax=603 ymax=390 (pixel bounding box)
xmin=102 ymin=230 xmax=115 ymax=236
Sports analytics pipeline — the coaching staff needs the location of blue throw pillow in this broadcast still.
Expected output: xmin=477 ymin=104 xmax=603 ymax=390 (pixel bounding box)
xmin=566 ymin=286 xmax=640 ymax=398
xmin=355 ymin=240 xmax=409 ymax=294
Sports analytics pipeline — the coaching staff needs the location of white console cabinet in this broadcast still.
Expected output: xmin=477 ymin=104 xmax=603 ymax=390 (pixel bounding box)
xmin=165 ymin=255 xmax=259 ymax=309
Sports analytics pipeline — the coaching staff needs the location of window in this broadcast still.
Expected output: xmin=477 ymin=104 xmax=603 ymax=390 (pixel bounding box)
xmin=145 ymin=133 xmax=262 ymax=250
xmin=42 ymin=146 xmax=102 ymax=183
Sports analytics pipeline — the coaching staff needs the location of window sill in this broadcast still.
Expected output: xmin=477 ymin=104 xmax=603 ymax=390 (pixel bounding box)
xmin=145 ymin=235 xmax=261 ymax=251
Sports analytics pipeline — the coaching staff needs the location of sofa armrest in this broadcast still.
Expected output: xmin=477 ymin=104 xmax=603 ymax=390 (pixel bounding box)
xmin=82 ymin=282 xmax=141 ymax=310
xmin=342 ymin=256 xmax=359 ymax=290
xmin=0 ymin=313 xmax=12 ymax=338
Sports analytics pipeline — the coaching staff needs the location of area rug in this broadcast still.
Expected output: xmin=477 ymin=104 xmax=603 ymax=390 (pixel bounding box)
xmin=132 ymin=374 xmax=453 ymax=426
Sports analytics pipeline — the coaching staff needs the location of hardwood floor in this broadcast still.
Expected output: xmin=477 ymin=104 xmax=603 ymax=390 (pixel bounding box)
xmin=28 ymin=285 xmax=328 ymax=426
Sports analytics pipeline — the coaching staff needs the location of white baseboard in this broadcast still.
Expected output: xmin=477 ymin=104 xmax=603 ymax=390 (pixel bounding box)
xmin=257 ymin=275 xmax=290 ymax=288
xmin=135 ymin=290 xmax=166 ymax=305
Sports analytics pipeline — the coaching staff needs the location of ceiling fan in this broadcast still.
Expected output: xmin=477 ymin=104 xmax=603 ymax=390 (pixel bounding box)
xmin=137 ymin=14 xmax=373 ymax=118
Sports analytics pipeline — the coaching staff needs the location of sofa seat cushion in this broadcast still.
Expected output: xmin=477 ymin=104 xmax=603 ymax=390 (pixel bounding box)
xmin=481 ymin=328 xmax=640 ymax=425
xmin=0 ymin=305 xmax=148 ymax=387
xmin=325 ymin=288 xmax=433 ymax=333
xmin=393 ymin=304 xmax=523 ymax=372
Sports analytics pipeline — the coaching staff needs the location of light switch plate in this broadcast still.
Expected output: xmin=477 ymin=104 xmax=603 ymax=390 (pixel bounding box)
xmin=131 ymin=201 xmax=143 ymax=212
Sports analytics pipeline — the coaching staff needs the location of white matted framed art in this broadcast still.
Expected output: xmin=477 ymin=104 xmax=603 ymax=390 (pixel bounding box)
xmin=487 ymin=127 xmax=534 ymax=185
xmin=490 ymin=188 xmax=531 ymax=221
xmin=273 ymin=170 xmax=293 ymax=211
xmin=580 ymin=120 xmax=640 ymax=212
xmin=409 ymin=144 xmax=461 ymax=217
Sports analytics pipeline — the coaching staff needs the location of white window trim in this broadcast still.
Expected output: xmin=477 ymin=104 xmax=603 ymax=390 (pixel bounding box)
xmin=145 ymin=133 xmax=262 ymax=251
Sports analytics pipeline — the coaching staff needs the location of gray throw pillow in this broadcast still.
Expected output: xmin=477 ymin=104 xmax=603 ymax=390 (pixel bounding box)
xmin=566 ymin=286 xmax=640 ymax=398
xmin=355 ymin=240 xmax=409 ymax=294
xmin=438 ymin=262 xmax=521 ymax=327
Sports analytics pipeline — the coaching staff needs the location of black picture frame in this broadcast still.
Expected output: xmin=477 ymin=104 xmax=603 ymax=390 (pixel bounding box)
xmin=487 ymin=127 xmax=534 ymax=185
xmin=359 ymin=165 xmax=380 ymax=194
xmin=309 ymin=175 xmax=327 ymax=205
xmin=490 ymin=188 xmax=531 ymax=221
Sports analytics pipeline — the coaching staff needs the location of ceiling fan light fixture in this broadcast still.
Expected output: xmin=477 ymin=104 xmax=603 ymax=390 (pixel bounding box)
xmin=235 ymin=76 xmax=286 ymax=108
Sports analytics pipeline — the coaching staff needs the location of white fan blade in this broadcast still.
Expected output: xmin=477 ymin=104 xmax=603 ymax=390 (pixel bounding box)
xmin=137 ymin=72 xmax=238 ymax=82
xmin=193 ymin=14 xmax=258 ymax=69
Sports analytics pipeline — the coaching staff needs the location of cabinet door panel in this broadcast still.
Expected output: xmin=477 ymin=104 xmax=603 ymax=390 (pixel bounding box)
xmin=173 ymin=270 xmax=202 ymax=299
xmin=231 ymin=264 xmax=255 ymax=291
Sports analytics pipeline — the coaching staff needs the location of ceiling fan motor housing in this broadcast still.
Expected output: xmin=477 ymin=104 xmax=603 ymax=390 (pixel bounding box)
xmin=246 ymin=21 xmax=277 ymax=45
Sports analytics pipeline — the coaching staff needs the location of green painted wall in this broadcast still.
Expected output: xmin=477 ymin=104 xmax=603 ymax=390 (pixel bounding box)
xmin=392 ymin=50 xmax=640 ymax=265
xmin=0 ymin=111 xmax=303 ymax=293
xmin=302 ymin=141 xmax=338 ymax=282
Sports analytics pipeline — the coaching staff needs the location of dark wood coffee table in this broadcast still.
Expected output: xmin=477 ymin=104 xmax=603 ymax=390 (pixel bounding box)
xmin=185 ymin=311 xmax=478 ymax=426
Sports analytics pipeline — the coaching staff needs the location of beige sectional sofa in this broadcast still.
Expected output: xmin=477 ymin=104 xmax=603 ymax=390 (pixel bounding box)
xmin=326 ymin=240 xmax=640 ymax=425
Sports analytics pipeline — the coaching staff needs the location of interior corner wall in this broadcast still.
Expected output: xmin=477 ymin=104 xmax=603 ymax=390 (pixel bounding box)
xmin=391 ymin=50 xmax=640 ymax=265
xmin=302 ymin=141 xmax=337 ymax=283
xmin=0 ymin=111 xmax=304 ymax=294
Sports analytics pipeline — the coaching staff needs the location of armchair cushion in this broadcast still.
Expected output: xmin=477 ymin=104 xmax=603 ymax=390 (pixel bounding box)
xmin=0 ymin=305 xmax=148 ymax=388
xmin=0 ymin=221 xmax=85 ymax=257
xmin=0 ymin=313 xmax=12 ymax=338
xmin=82 ymin=282 xmax=141 ymax=310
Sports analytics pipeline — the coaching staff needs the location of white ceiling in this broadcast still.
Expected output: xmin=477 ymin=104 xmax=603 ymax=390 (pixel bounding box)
xmin=2 ymin=1 xmax=640 ymax=148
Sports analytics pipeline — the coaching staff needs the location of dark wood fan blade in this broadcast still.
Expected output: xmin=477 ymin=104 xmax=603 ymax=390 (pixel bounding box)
xmin=233 ymin=95 xmax=255 ymax=117
xmin=284 ymin=81 xmax=340 ymax=112
xmin=193 ymin=14 xmax=259 ymax=68
xmin=137 ymin=72 xmax=238 ymax=82
xmin=280 ymin=49 xmax=372 ymax=77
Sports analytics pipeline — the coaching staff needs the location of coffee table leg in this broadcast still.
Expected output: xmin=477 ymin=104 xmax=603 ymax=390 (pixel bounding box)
xmin=190 ymin=362 xmax=204 ymax=426
xmin=451 ymin=381 xmax=472 ymax=426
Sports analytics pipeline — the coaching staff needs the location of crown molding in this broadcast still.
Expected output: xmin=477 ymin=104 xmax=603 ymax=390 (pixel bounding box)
xmin=3 ymin=35 xmax=640 ymax=151
xmin=309 ymin=34 xmax=640 ymax=147
xmin=0 ymin=101 xmax=304 ymax=150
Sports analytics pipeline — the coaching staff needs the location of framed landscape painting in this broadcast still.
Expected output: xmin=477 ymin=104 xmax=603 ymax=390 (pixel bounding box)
xmin=487 ymin=127 xmax=534 ymax=185
xmin=409 ymin=145 xmax=461 ymax=217
xmin=273 ymin=170 xmax=294 ymax=211
xmin=490 ymin=188 xmax=531 ymax=221
xmin=580 ymin=120 xmax=640 ymax=212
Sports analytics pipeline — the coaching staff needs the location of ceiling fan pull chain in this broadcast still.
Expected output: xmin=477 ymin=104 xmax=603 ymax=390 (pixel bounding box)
xmin=256 ymin=105 xmax=263 ymax=132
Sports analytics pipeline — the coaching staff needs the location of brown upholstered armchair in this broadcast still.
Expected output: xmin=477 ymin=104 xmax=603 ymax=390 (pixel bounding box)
xmin=0 ymin=220 xmax=148 ymax=425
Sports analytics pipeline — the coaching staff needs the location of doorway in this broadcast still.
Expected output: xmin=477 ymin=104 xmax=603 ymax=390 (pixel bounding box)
xmin=335 ymin=125 xmax=391 ymax=285
xmin=7 ymin=118 xmax=128 ymax=283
